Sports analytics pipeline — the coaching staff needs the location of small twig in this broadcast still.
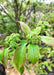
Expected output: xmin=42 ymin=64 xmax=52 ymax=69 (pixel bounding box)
xmin=0 ymin=5 xmax=15 ymax=22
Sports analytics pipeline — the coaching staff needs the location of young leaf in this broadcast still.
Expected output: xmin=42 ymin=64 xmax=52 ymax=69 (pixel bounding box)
xmin=32 ymin=27 xmax=41 ymax=35
xmin=27 ymin=44 xmax=39 ymax=64
xmin=19 ymin=21 xmax=31 ymax=35
xmin=14 ymin=44 xmax=26 ymax=68
xmin=41 ymin=36 xmax=54 ymax=46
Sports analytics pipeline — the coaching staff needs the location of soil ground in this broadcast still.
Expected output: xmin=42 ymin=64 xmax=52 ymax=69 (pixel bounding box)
xmin=6 ymin=65 xmax=36 ymax=75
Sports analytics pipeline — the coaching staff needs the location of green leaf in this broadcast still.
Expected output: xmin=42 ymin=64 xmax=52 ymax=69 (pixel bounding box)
xmin=46 ymin=65 xmax=52 ymax=71
xmin=0 ymin=61 xmax=2 ymax=64
xmin=13 ymin=58 xmax=24 ymax=74
xmin=45 ymin=31 xmax=51 ymax=36
xmin=32 ymin=27 xmax=41 ymax=35
xmin=20 ymin=40 xmax=27 ymax=45
xmin=14 ymin=45 xmax=26 ymax=68
xmin=0 ymin=51 xmax=3 ymax=61
xmin=27 ymin=44 xmax=39 ymax=64
xmin=3 ymin=48 xmax=8 ymax=68
xmin=20 ymin=66 xmax=24 ymax=74
xmin=41 ymin=36 xmax=54 ymax=46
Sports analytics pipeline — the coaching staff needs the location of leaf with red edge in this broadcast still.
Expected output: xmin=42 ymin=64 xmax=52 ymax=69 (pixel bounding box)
xmin=14 ymin=44 xmax=26 ymax=68
xmin=41 ymin=36 xmax=54 ymax=46
xmin=19 ymin=21 xmax=31 ymax=35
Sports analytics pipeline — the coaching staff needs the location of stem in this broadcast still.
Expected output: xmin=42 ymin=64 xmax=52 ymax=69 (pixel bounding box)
xmin=14 ymin=0 xmax=20 ymax=33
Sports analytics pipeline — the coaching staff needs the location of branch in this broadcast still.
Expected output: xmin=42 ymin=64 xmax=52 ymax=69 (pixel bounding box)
xmin=0 ymin=4 xmax=15 ymax=22
xmin=14 ymin=0 xmax=20 ymax=33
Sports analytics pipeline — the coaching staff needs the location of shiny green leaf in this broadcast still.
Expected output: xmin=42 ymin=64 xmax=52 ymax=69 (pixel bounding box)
xmin=13 ymin=58 xmax=24 ymax=74
xmin=27 ymin=44 xmax=39 ymax=64
xmin=14 ymin=45 xmax=26 ymax=68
